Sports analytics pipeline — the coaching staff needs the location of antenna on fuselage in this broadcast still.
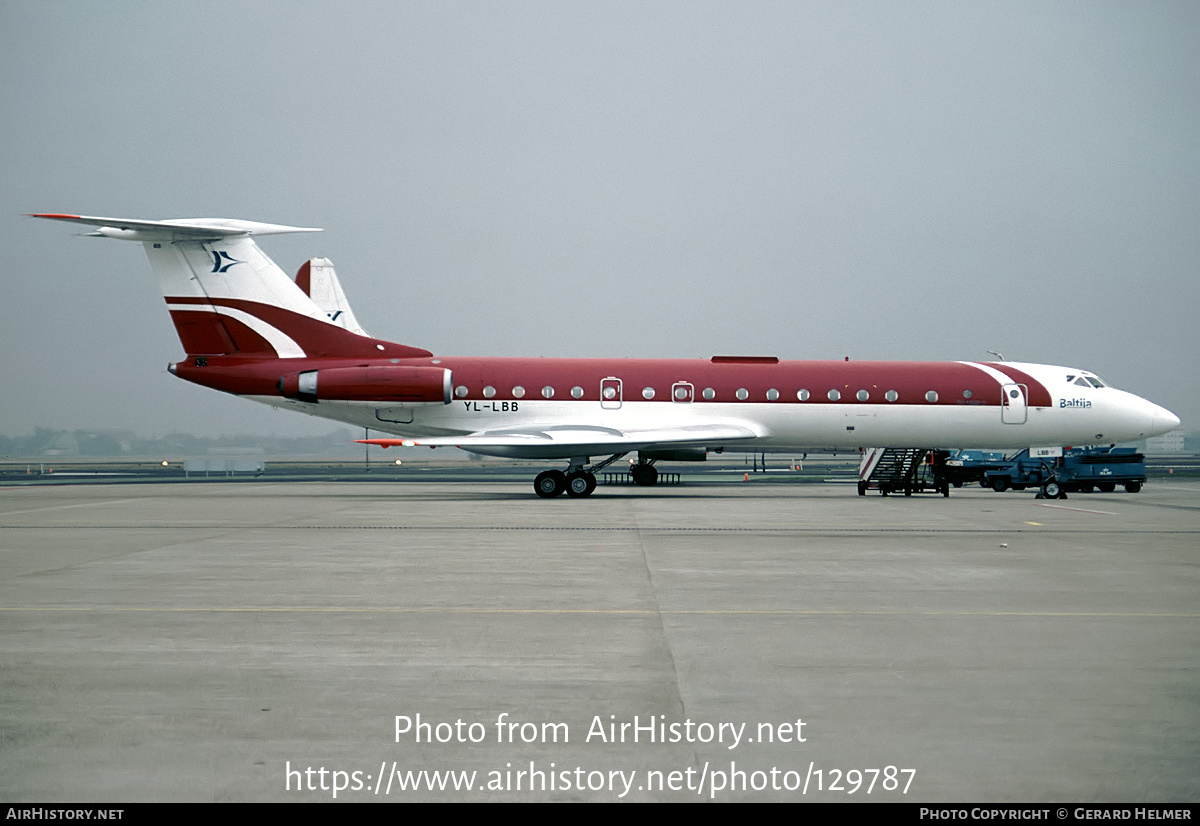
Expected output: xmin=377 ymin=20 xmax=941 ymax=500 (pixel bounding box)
xmin=986 ymin=350 xmax=1005 ymax=361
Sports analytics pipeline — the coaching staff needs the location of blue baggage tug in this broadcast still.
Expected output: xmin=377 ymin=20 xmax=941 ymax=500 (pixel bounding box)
xmin=978 ymin=446 xmax=1146 ymax=499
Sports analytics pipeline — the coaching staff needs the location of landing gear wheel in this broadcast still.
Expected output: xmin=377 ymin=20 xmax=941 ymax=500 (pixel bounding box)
xmin=534 ymin=470 xmax=567 ymax=498
xmin=631 ymin=464 xmax=658 ymax=486
xmin=566 ymin=471 xmax=597 ymax=498
xmin=1042 ymin=480 xmax=1064 ymax=499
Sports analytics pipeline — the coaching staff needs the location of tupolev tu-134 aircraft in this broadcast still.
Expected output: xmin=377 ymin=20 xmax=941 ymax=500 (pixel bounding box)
xmin=34 ymin=213 xmax=1180 ymax=498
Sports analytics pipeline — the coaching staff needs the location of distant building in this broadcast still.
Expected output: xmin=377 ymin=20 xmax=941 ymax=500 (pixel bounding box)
xmin=1143 ymin=429 xmax=1185 ymax=454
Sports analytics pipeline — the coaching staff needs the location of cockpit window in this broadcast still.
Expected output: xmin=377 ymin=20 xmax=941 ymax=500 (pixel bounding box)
xmin=1068 ymin=373 xmax=1109 ymax=389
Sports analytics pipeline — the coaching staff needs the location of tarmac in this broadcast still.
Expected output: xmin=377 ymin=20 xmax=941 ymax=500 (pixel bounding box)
xmin=1 ymin=477 xmax=1197 ymax=802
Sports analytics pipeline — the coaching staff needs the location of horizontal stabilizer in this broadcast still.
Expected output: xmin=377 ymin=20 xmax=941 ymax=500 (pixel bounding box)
xmin=30 ymin=213 xmax=321 ymax=241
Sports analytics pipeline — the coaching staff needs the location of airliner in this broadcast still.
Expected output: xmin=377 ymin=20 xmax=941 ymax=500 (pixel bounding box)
xmin=33 ymin=214 xmax=1180 ymax=497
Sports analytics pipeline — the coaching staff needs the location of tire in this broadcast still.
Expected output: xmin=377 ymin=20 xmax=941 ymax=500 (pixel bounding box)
xmin=534 ymin=470 xmax=566 ymax=498
xmin=991 ymin=477 xmax=1009 ymax=493
xmin=1098 ymin=482 xmax=1116 ymax=493
xmin=1042 ymin=480 xmax=1062 ymax=499
xmin=631 ymin=464 xmax=658 ymax=486
xmin=566 ymin=471 xmax=596 ymax=498
xmin=1124 ymin=481 xmax=1142 ymax=493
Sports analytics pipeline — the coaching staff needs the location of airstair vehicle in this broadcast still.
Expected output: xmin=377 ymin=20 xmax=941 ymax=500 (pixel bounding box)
xmin=858 ymin=448 xmax=950 ymax=497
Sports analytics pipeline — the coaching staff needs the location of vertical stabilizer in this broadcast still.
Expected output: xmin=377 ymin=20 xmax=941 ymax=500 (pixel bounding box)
xmin=295 ymin=258 xmax=372 ymax=337
xmin=148 ymin=234 xmax=333 ymax=357
xmin=30 ymin=214 xmax=432 ymax=359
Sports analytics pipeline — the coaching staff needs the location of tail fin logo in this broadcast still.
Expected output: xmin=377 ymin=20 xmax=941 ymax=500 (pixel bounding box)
xmin=210 ymin=250 xmax=245 ymax=273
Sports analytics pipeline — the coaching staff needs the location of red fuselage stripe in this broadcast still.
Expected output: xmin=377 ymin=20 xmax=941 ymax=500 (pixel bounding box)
xmin=170 ymin=354 xmax=1049 ymax=408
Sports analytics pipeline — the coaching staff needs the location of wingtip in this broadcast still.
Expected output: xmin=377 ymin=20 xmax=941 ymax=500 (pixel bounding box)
xmin=357 ymin=438 xmax=419 ymax=448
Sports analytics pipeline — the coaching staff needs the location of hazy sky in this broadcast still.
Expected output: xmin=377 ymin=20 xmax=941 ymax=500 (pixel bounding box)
xmin=2 ymin=1 xmax=1197 ymax=437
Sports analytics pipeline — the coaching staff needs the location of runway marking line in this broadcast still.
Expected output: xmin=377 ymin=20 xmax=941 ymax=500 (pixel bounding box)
xmin=7 ymin=524 xmax=1198 ymax=534
xmin=1034 ymin=503 xmax=1117 ymax=515
xmin=3 ymin=606 xmax=1198 ymax=619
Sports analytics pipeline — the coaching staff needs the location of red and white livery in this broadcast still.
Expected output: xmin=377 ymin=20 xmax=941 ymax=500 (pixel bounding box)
xmin=34 ymin=213 xmax=1180 ymax=497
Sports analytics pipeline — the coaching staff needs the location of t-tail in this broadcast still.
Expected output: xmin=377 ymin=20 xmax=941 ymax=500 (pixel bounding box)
xmin=29 ymin=214 xmax=429 ymax=360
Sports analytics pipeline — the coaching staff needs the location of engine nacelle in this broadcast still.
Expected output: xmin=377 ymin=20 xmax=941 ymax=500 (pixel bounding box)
xmin=278 ymin=365 xmax=451 ymax=404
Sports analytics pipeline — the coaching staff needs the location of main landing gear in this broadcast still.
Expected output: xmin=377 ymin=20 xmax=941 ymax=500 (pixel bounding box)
xmin=630 ymin=462 xmax=658 ymax=486
xmin=534 ymin=469 xmax=596 ymax=498
xmin=533 ymin=454 xmax=628 ymax=498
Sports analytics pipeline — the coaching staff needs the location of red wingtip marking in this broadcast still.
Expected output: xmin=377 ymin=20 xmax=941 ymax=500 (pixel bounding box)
xmin=356 ymin=439 xmax=409 ymax=448
xmin=30 ymin=213 xmax=82 ymax=219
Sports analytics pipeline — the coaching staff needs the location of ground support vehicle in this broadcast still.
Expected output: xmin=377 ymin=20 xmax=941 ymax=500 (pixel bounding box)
xmin=941 ymin=450 xmax=1009 ymax=488
xmin=858 ymin=448 xmax=951 ymax=496
xmin=981 ymin=447 xmax=1145 ymax=499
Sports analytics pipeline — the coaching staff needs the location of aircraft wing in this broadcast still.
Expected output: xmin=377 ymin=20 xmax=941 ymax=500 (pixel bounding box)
xmin=358 ymin=422 xmax=759 ymax=456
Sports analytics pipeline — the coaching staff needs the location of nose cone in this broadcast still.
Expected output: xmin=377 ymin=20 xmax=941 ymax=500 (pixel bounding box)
xmin=1149 ymin=405 xmax=1181 ymax=437
xmin=1109 ymin=391 xmax=1181 ymax=442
